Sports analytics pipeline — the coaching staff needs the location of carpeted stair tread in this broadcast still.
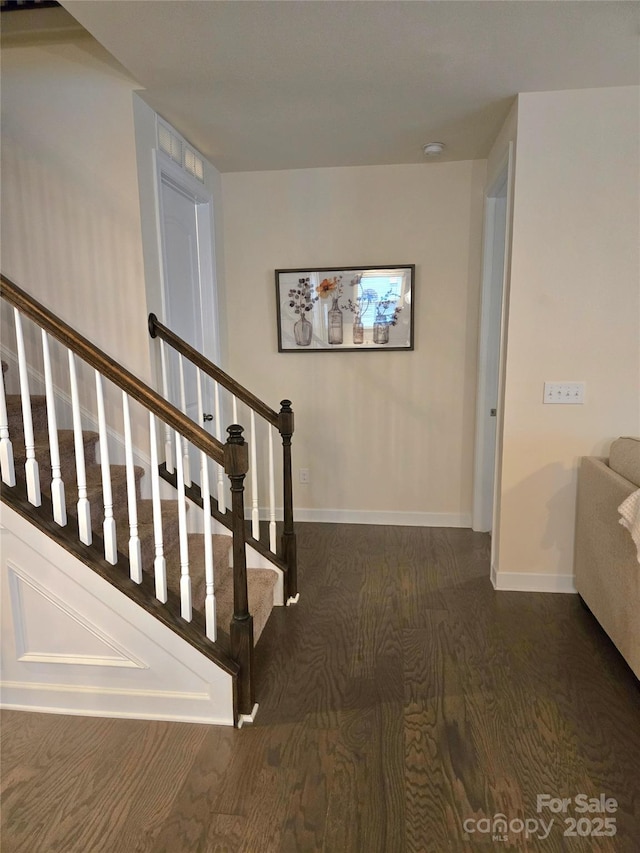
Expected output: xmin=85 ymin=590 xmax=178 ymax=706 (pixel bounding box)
xmin=11 ymin=430 xmax=104 ymax=496
xmin=10 ymin=422 xmax=144 ymax=519
xmin=12 ymin=429 xmax=100 ymax=466
xmin=163 ymin=533 xmax=233 ymax=611
xmin=227 ymin=568 xmax=278 ymax=645
xmin=5 ymin=394 xmax=49 ymax=440
xmin=100 ymin=498 xmax=182 ymax=572
xmin=131 ymin=498 xmax=184 ymax=528
xmin=161 ymin=532 xmax=277 ymax=644
xmin=56 ymin=463 xmax=144 ymax=507
xmin=45 ymin=464 xmax=147 ymax=546
xmin=250 ymin=569 xmax=278 ymax=643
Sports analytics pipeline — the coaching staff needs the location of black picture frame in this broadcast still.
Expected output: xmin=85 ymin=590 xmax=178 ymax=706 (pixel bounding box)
xmin=275 ymin=265 xmax=415 ymax=352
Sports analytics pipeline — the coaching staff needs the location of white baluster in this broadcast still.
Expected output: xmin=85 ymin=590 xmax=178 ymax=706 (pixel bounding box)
xmin=268 ymin=424 xmax=277 ymax=553
xmin=178 ymin=354 xmax=191 ymax=486
xmin=174 ymin=429 xmax=192 ymax=621
xmin=159 ymin=339 xmax=173 ymax=473
xmin=196 ymin=366 xmax=204 ymax=426
xmin=196 ymin=366 xmax=206 ymax=482
xmin=95 ymin=373 xmax=116 ymax=563
xmin=197 ymin=368 xmax=216 ymax=640
xmin=214 ymin=380 xmax=226 ymax=513
xmin=201 ymin=452 xmax=216 ymax=641
xmin=149 ymin=412 xmax=167 ymax=602
xmin=122 ymin=392 xmax=142 ymax=582
xmin=41 ymin=331 xmax=65 ymax=525
xmin=14 ymin=309 xmax=41 ymax=506
xmin=0 ymin=362 xmax=16 ymax=487
xmin=68 ymin=351 xmax=90 ymax=543
xmin=250 ymin=409 xmax=260 ymax=539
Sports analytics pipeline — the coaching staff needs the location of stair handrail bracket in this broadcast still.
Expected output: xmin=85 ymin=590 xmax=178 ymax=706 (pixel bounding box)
xmin=148 ymin=311 xmax=299 ymax=601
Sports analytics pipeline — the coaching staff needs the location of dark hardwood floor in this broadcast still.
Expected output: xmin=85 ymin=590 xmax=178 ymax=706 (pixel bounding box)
xmin=2 ymin=523 xmax=639 ymax=852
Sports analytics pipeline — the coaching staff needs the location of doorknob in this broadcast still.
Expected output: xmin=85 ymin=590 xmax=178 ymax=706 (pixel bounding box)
xmin=203 ymin=413 xmax=214 ymax=422
xmin=490 ymin=409 xmax=497 ymax=417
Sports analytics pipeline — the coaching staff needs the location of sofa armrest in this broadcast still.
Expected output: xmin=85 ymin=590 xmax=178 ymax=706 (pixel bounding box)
xmin=574 ymin=456 xmax=639 ymax=678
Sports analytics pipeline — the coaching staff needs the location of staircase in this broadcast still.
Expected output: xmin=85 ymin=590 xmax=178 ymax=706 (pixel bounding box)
xmin=5 ymin=391 xmax=279 ymax=648
xmin=0 ymin=275 xmax=298 ymax=727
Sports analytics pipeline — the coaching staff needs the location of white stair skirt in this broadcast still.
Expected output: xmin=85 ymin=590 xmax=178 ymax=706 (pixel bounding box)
xmin=0 ymin=503 xmax=235 ymax=726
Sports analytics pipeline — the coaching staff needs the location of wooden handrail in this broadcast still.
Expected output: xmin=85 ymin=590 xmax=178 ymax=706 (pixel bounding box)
xmin=1 ymin=275 xmax=225 ymax=465
xmin=148 ymin=313 xmax=280 ymax=428
xmin=149 ymin=308 xmax=298 ymax=601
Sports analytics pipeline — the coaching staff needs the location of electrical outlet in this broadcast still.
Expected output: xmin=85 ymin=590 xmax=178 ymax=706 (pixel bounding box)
xmin=543 ymin=382 xmax=585 ymax=405
xmin=299 ymin=468 xmax=310 ymax=484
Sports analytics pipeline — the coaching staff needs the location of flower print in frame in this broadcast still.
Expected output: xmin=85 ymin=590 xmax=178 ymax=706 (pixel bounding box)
xmin=275 ymin=265 xmax=414 ymax=352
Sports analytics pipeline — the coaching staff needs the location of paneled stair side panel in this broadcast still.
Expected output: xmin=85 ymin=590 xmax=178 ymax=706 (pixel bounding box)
xmin=0 ymin=502 xmax=236 ymax=726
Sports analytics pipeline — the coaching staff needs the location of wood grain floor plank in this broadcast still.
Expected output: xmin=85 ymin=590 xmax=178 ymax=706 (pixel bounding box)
xmin=1 ymin=716 xmax=207 ymax=853
xmin=2 ymin=523 xmax=639 ymax=852
xmin=266 ymin=725 xmax=337 ymax=853
xmin=118 ymin=725 xmax=235 ymax=853
xmin=323 ymin=705 xmax=395 ymax=853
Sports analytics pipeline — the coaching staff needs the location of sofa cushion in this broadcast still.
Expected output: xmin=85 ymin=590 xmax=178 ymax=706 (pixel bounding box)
xmin=609 ymin=437 xmax=640 ymax=487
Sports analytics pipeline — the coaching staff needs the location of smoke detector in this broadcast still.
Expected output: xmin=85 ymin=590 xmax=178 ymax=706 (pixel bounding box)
xmin=422 ymin=142 xmax=445 ymax=157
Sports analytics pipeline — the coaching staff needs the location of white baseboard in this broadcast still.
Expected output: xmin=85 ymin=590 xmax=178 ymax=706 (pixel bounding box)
xmin=251 ymin=507 xmax=471 ymax=528
xmin=491 ymin=564 xmax=577 ymax=593
xmin=290 ymin=508 xmax=472 ymax=527
xmin=1 ymin=682 xmax=234 ymax=726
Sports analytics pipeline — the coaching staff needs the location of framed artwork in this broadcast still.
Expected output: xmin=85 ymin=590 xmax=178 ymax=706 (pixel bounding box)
xmin=275 ymin=265 xmax=415 ymax=352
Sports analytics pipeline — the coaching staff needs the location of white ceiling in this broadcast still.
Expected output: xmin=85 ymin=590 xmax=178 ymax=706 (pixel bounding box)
xmin=59 ymin=0 xmax=639 ymax=173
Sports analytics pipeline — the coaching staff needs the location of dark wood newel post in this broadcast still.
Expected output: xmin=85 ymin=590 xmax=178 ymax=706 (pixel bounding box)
xmin=278 ymin=400 xmax=298 ymax=602
xmin=224 ymin=424 xmax=254 ymax=718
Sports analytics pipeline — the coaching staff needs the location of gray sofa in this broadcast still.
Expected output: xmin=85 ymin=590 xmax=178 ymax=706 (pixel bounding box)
xmin=574 ymin=437 xmax=640 ymax=679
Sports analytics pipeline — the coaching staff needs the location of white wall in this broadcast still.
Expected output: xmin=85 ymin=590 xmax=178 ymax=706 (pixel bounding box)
xmin=495 ymin=86 xmax=640 ymax=589
xmin=1 ymin=35 xmax=151 ymax=384
xmin=222 ymin=162 xmax=486 ymax=523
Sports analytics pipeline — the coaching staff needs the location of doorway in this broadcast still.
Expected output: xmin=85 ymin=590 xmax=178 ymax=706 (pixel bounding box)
xmin=472 ymin=146 xmax=513 ymax=540
xmin=156 ymin=151 xmax=219 ymax=420
xmin=155 ymin=150 xmax=221 ymax=486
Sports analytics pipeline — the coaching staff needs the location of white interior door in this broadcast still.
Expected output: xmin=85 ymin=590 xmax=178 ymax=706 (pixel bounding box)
xmin=160 ymin=174 xmax=202 ymax=420
xmin=156 ymin=155 xmax=220 ymax=477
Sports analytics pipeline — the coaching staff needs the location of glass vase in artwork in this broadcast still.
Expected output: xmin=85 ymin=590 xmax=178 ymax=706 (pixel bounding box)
xmin=294 ymin=314 xmax=313 ymax=346
xmin=327 ymin=297 xmax=343 ymax=345
xmin=373 ymin=322 xmax=390 ymax=344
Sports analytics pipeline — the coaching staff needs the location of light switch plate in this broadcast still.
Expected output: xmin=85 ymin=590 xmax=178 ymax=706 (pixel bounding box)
xmin=543 ymin=382 xmax=585 ymax=404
